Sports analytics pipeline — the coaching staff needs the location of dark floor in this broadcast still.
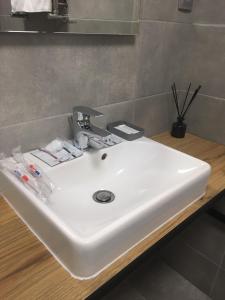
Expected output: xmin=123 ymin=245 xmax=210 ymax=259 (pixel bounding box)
xmin=101 ymin=257 xmax=210 ymax=300
xmin=94 ymin=211 xmax=225 ymax=300
xmin=161 ymin=213 xmax=225 ymax=299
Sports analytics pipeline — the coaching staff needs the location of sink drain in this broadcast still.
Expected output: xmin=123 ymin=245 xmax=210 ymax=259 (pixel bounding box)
xmin=93 ymin=190 xmax=115 ymax=204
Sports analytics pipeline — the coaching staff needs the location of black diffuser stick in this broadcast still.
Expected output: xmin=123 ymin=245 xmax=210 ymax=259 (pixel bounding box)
xmin=182 ymin=85 xmax=202 ymax=118
xmin=174 ymin=83 xmax=181 ymax=117
xmin=171 ymin=83 xmax=181 ymax=118
xmin=181 ymin=82 xmax=191 ymax=116
xmin=171 ymin=84 xmax=178 ymax=114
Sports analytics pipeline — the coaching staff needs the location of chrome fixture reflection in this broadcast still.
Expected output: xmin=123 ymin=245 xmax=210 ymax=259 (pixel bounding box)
xmin=68 ymin=106 xmax=110 ymax=150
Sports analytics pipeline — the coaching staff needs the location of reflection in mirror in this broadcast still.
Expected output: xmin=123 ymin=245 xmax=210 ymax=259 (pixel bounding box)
xmin=0 ymin=0 xmax=140 ymax=35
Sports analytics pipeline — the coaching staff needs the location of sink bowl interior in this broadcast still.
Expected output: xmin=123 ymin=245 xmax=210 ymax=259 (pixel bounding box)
xmin=46 ymin=139 xmax=209 ymax=237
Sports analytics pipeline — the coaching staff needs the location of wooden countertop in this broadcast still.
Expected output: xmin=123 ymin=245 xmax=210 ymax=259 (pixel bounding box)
xmin=1 ymin=132 xmax=225 ymax=300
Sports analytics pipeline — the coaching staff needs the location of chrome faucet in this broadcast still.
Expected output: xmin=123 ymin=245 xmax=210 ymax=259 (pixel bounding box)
xmin=68 ymin=106 xmax=110 ymax=150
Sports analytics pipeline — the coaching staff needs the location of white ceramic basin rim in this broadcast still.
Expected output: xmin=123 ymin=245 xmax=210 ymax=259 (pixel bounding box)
xmin=0 ymin=137 xmax=211 ymax=279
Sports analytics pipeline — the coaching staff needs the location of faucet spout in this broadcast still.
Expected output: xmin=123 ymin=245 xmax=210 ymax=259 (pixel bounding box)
xmin=69 ymin=106 xmax=110 ymax=150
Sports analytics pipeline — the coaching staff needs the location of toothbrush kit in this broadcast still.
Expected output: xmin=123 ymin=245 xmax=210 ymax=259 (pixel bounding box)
xmin=0 ymin=139 xmax=83 ymax=203
xmin=0 ymin=147 xmax=55 ymax=203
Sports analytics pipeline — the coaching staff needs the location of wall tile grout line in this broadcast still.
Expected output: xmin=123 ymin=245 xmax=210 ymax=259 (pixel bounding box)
xmin=178 ymin=91 xmax=225 ymax=103
xmin=0 ymin=92 xmax=171 ymax=131
xmin=0 ymin=113 xmax=72 ymax=131
xmin=140 ymin=19 xmax=225 ymax=28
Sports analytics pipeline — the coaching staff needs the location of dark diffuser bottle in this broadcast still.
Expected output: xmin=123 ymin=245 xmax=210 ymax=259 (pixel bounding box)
xmin=171 ymin=117 xmax=187 ymax=138
xmin=170 ymin=82 xmax=201 ymax=139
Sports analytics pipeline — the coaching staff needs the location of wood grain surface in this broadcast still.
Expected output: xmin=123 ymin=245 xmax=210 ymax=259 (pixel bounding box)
xmin=1 ymin=132 xmax=225 ymax=300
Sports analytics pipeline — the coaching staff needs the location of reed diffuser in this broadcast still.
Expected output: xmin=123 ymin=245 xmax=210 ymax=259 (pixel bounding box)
xmin=171 ymin=82 xmax=201 ymax=138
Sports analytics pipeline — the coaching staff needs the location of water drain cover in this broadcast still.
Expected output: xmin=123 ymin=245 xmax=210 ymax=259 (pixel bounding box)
xmin=93 ymin=190 xmax=115 ymax=204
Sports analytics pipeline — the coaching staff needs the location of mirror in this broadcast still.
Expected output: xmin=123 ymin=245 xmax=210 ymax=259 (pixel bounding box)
xmin=0 ymin=0 xmax=140 ymax=35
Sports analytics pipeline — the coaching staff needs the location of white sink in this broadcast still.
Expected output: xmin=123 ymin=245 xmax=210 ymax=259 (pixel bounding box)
xmin=0 ymin=137 xmax=211 ymax=279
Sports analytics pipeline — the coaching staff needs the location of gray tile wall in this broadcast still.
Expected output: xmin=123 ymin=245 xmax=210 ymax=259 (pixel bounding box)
xmin=0 ymin=1 xmax=181 ymax=155
xmin=68 ymin=0 xmax=139 ymax=21
xmin=1 ymin=1 xmax=225 ymax=154
xmin=182 ymin=23 xmax=225 ymax=144
xmin=149 ymin=0 xmax=225 ymax=145
xmin=142 ymin=0 xmax=225 ymax=24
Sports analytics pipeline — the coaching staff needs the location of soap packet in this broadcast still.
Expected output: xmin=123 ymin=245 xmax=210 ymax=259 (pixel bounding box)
xmin=45 ymin=138 xmax=83 ymax=159
xmin=31 ymin=138 xmax=83 ymax=166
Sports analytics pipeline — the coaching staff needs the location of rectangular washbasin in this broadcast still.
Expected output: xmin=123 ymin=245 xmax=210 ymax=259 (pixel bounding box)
xmin=0 ymin=137 xmax=211 ymax=279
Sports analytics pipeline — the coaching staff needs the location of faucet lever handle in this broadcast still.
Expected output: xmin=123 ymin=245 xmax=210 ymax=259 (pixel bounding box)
xmin=73 ymin=106 xmax=103 ymax=118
